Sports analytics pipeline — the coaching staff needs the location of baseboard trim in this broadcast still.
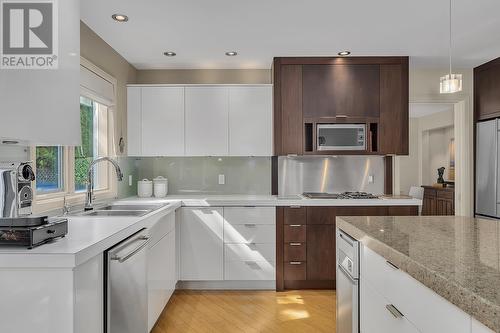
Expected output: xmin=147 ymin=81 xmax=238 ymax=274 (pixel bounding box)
xmin=177 ymin=280 xmax=276 ymax=290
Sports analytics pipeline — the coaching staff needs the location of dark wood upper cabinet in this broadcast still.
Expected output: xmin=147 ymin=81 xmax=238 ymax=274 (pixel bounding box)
xmin=474 ymin=58 xmax=500 ymax=121
xmin=303 ymin=64 xmax=380 ymax=119
xmin=379 ymin=62 xmax=409 ymax=155
xmin=273 ymin=57 xmax=409 ymax=156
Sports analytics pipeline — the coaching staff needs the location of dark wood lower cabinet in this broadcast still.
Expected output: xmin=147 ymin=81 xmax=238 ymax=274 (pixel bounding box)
xmin=421 ymin=186 xmax=455 ymax=216
xmin=277 ymin=205 xmax=418 ymax=291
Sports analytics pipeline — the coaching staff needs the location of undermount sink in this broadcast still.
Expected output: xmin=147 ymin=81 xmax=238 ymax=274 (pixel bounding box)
xmin=84 ymin=210 xmax=149 ymax=217
xmin=98 ymin=204 xmax=165 ymax=211
xmin=70 ymin=203 xmax=170 ymax=217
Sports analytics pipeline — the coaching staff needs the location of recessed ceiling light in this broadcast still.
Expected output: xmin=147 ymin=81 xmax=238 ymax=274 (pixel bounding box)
xmin=225 ymin=51 xmax=238 ymax=56
xmin=163 ymin=51 xmax=176 ymax=57
xmin=338 ymin=51 xmax=351 ymax=56
xmin=111 ymin=14 xmax=129 ymax=22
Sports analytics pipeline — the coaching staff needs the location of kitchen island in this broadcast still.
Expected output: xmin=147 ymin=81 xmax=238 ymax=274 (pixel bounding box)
xmin=337 ymin=215 xmax=499 ymax=333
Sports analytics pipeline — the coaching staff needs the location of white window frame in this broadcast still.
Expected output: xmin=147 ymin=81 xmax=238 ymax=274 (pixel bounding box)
xmin=31 ymin=57 xmax=118 ymax=214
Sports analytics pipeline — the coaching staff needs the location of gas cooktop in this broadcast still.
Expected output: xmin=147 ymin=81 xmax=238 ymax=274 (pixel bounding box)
xmin=302 ymin=192 xmax=379 ymax=199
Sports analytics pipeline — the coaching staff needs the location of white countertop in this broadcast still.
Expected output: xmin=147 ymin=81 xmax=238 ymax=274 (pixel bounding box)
xmin=0 ymin=194 xmax=421 ymax=269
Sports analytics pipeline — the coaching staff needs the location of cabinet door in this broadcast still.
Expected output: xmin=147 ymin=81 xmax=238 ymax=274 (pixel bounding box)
xmin=302 ymin=64 xmax=380 ymax=119
xmin=127 ymin=87 xmax=142 ymax=156
xmin=278 ymin=65 xmax=303 ymax=155
xmin=361 ymin=281 xmax=420 ymax=333
xmin=180 ymin=208 xmax=224 ymax=280
xmin=472 ymin=318 xmax=495 ymax=333
xmin=185 ymin=87 xmax=229 ymax=156
xmin=379 ymin=63 xmax=409 ymax=155
xmin=228 ymin=86 xmax=272 ymax=156
xmin=475 ymin=63 xmax=500 ymax=121
xmin=306 ymin=225 xmax=335 ymax=280
xmin=141 ymin=87 xmax=185 ymax=156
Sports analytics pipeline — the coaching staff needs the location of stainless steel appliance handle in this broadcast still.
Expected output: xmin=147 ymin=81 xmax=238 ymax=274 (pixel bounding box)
xmin=338 ymin=264 xmax=358 ymax=284
xmin=111 ymin=236 xmax=150 ymax=263
xmin=339 ymin=231 xmax=355 ymax=246
xmin=386 ymin=304 xmax=404 ymax=319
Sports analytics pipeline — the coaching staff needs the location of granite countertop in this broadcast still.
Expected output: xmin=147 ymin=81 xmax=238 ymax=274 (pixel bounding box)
xmin=337 ymin=216 xmax=500 ymax=332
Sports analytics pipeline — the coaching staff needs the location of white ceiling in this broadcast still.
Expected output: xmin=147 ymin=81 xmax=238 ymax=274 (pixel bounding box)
xmin=409 ymin=103 xmax=454 ymax=118
xmin=81 ymin=0 xmax=500 ymax=70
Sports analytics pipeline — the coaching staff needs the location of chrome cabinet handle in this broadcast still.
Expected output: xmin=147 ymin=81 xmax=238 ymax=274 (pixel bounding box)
xmin=336 ymin=115 xmax=348 ymax=118
xmin=289 ymin=261 xmax=302 ymax=265
xmin=386 ymin=260 xmax=399 ymax=270
xmin=245 ymin=261 xmax=261 ymax=270
xmin=289 ymin=224 xmax=302 ymax=227
xmin=289 ymin=205 xmax=302 ymax=209
xmin=290 ymin=243 xmax=302 ymax=246
xmin=386 ymin=304 xmax=404 ymax=319
xmin=244 ymin=224 xmax=257 ymax=228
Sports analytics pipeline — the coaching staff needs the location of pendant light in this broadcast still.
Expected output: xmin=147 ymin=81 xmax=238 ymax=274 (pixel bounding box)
xmin=440 ymin=0 xmax=462 ymax=94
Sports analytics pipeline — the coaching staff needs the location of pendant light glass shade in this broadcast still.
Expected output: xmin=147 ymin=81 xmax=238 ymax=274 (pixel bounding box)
xmin=440 ymin=73 xmax=462 ymax=94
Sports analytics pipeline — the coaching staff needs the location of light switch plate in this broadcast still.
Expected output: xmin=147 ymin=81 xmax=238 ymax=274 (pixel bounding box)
xmin=218 ymin=174 xmax=225 ymax=185
xmin=129 ymin=175 xmax=133 ymax=186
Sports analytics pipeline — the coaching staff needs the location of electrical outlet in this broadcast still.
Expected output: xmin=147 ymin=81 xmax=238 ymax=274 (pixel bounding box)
xmin=218 ymin=174 xmax=225 ymax=185
xmin=368 ymin=175 xmax=374 ymax=184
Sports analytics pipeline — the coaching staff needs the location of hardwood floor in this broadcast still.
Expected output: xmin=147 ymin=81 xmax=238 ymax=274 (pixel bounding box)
xmin=152 ymin=290 xmax=336 ymax=333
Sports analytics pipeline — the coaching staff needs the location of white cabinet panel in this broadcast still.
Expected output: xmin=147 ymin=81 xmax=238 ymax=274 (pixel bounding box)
xmin=127 ymin=87 xmax=142 ymax=156
xmin=223 ymin=207 xmax=276 ymax=225
xmin=228 ymin=86 xmax=273 ymax=156
xmin=361 ymin=280 xmax=420 ymax=333
xmin=363 ymin=246 xmax=470 ymax=333
xmin=225 ymin=260 xmax=275 ymax=280
xmin=142 ymin=87 xmax=185 ymax=156
xmin=223 ymin=223 xmax=276 ymax=244
xmin=225 ymin=243 xmax=276 ymax=262
xmin=185 ymin=87 xmax=229 ymax=156
xmin=472 ymin=318 xmax=495 ymax=333
xmin=180 ymin=208 xmax=224 ymax=280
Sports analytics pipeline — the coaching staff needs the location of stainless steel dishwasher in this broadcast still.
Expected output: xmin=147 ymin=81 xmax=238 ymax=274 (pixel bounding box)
xmin=105 ymin=229 xmax=150 ymax=333
xmin=336 ymin=229 xmax=360 ymax=333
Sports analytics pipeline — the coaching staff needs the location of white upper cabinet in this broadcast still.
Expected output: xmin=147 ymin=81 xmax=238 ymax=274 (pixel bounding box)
xmin=228 ymin=86 xmax=273 ymax=156
xmin=185 ymin=87 xmax=229 ymax=156
xmin=127 ymin=85 xmax=273 ymax=157
xmin=142 ymin=87 xmax=184 ymax=156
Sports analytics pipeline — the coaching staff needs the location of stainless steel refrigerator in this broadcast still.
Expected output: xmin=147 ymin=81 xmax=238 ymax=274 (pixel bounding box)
xmin=476 ymin=119 xmax=500 ymax=219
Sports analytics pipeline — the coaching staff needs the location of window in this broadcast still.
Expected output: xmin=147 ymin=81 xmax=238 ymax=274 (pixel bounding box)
xmin=35 ymin=146 xmax=64 ymax=193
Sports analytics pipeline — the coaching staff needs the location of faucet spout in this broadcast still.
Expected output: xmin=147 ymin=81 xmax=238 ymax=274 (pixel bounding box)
xmin=84 ymin=157 xmax=124 ymax=211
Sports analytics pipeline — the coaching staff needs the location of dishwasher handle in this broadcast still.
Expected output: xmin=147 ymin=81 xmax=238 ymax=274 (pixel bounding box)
xmin=111 ymin=236 xmax=150 ymax=263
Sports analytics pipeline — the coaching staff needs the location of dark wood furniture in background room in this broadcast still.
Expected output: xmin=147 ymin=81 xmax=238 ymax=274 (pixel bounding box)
xmin=273 ymin=57 xmax=409 ymax=156
xmin=421 ymin=186 xmax=455 ymax=216
xmin=276 ymin=205 xmax=418 ymax=291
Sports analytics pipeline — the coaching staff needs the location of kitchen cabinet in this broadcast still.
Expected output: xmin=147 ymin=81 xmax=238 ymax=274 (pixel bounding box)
xmin=142 ymin=87 xmax=185 ymax=156
xmin=474 ymin=57 xmax=500 ymax=121
xmin=472 ymin=318 xmax=495 ymax=333
xmin=180 ymin=207 xmax=224 ymax=280
xmin=185 ymin=87 xmax=229 ymax=156
xmin=276 ymin=205 xmax=418 ymax=291
xmin=127 ymin=87 xmax=142 ymax=156
xmin=302 ymin=64 xmax=380 ymax=119
xmin=228 ymin=86 xmax=273 ymax=156
xmin=362 ymin=245 xmax=472 ymax=333
xmin=147 ymin=212 xmax=176 ymax=331
xmin=273 ymin=57 xmax=409 ymax=156
xmin=0 ymin=0 xmax=80 ymax=146
xmin=422 ymin=186 xmax=455 ymax=216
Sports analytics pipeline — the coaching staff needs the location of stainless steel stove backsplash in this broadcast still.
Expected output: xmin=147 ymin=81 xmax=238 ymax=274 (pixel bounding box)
xmin=278 ymin=156 xmax=385 ymax=196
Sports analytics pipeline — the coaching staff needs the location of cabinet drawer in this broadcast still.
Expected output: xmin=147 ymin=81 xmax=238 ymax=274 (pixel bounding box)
xmin=424 ymin=188 xmax=437 ymax=198
xmin=148 ymin=212 xmax=175 ymax=247
xmin=437 ymin=190 xmax=453 ymax=200
xmin=224 ymin=260 xmax=275 ymax=280
xmin=284 ymin=224 xmax=306 ymax=242
xmin=224 ymin=223 xmax=276 ymax=244
xmin=224 ymin=243 xmax=275 ymax=262
xmin=284 ymin=261 xmax=306 ymax=280
xmin=363 ymin=246 xmax=470 ymax=333
xmin=284 ymin=242 xmax=306 ymax=261
xmin=224 ymin=207 xmax=275 ymax=225
xmin=284 ymin=206 xmax=306 ymax=225
xmin=307 ymin=207 xmax=336 ymax=224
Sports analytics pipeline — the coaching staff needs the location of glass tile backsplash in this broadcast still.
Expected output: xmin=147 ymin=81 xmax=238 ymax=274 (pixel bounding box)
xmin=134 ymin=157 xmax=272 ymax=195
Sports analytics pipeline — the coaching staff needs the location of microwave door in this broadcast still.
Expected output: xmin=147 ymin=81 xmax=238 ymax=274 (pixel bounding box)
xmin=317 ymin=125 xmax=366 ymax=151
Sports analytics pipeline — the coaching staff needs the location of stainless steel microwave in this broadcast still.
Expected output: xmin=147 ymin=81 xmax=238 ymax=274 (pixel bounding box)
xmin=317 ymin=124 xmax=366 ymax=151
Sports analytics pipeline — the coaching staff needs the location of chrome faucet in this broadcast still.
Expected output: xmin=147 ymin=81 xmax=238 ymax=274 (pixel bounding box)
xmin=84 ymin=157 xmax=124 ymax=211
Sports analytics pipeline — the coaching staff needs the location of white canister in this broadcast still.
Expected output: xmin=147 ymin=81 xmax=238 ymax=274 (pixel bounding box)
xmin=153 ymin=176 xmax=168 ymax=198
xmin=137 ymin=179 xmax=153 ymax=198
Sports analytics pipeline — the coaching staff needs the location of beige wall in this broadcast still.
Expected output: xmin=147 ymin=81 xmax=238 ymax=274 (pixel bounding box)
xmin=80 ymin=21 xmax=138 ymax=156
xmin=136 ymin=69 xmax=271 ymax=84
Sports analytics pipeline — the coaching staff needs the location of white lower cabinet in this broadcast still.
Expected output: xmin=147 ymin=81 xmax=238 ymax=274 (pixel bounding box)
xmin=472 ymin=318 xmax=495 ymax=333
xmin=361 ymin=245 xmax=488 ymax=333
xmin=225 ymin=260 xmax=275 ymax=280
xmin=180 ymin=207 xmax=224 ymax=280
xmin=147 ymin=211 xmax=177 ymax=331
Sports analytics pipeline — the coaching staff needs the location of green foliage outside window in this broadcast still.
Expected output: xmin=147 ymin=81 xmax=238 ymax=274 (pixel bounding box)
xmin=75 ymin=97 xmax=95 ymax=191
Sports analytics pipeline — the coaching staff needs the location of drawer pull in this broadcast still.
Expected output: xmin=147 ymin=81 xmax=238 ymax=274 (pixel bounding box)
xmin=385 ymin=260 xmax=399 ymax=270
xmin=244 ymin=224 xmax=257 ymax=228
xmin=289 ymin=224 xmax=302 ymax=227
xmin=289 ymin=261 xmax=302 ymax=265
xmin=290 ymin=243 xmax=302 ymax=246
xmin=245 ymin=261 xmax=262 ymax=270
xmin=385 ymin=304 xmax=404 ymax=318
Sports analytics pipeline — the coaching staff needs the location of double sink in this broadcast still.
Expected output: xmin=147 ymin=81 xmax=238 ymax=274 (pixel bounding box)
xmin=71 ymin=203 xmax=169 ymax=217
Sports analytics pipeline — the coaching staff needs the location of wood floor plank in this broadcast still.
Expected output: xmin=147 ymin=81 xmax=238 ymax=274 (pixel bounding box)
xmin=152 ymin=290 xmax=336 ymax=333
